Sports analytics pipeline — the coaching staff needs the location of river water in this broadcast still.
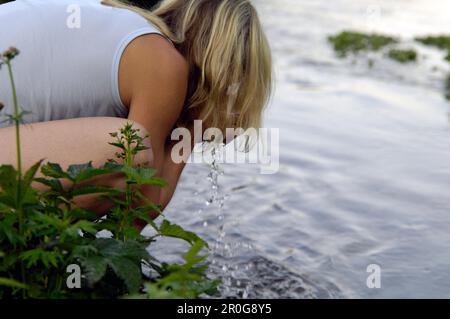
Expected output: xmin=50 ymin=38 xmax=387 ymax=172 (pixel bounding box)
xmin=150 ymin=0 xmax=450 ymax=298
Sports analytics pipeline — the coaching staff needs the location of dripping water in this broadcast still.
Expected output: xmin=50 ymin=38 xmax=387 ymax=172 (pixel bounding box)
xmin=199 ymin=143 xmax=257 ymax=298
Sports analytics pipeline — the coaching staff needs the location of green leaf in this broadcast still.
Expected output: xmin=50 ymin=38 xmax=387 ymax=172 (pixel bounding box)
xmin=133 ymin=208 xmax=159 ymax=231
xmin=34 ymin=177 xmax=64 ymax=192
xmin=108 ymin=256 xmax=142 ymax=294
xmin=20 ymin=249 xmax=40 ymax=267
xmin=17 ymin=160 xmax=43 ymax=205
xmin=43 ymin=252 xmax=60 ymax=268
xmin=72 ymin=220 xmax=98 ymax=235
xmin=33 ymin=212 xmax=65 ymax=229
xmin=122 ymin=226 xmax=141 ymax=239
xmin=0 ymin=165 xmax=18 ymax=201
xmin=121 ymin=166 xmax=167 ymax=187
xmin=61 ymin=226 xmax=82 ymax=241
xmin=0 ymin=277 xmax=28 ymax=290
xmin=41 ymin=162 xmax=70 ymax=180
xmin=0 ymin=165 xmax=17 ymax=188
xmin=71 ymin=244 xmax=98 ymax=258
xmin=0 ymin=201 xmax=13 ymax=214
xmin=20 ymin=248 xmax=60 ymax=268
xmin=85 ymin=238 xmax=147 ymax=293
xmin=142 ymin=176 xmax=168 ymax=187
xmin=159 ymin=220 xmax=207 ymax=247
xmin=0 ymin=193 xmax=15 ymax=209
xmin=183 ymin=240 xmax=208 ymax=266
xmin=62 ymin=220 xmax=98 ymax=241
xmin=22 ymin=160 xmax=43 ymax=191
xmin=122 ymin=240 xmax=150 ymax=261
xmin=0 ymin=214 xmax=23 ymax=246
xmin=79 ymin=255 xmax=108 ymax=286
xmin=92 ymin=238 xmax=121 ymax=256
xmin=68 ymin=162 xmax=122 ymax=183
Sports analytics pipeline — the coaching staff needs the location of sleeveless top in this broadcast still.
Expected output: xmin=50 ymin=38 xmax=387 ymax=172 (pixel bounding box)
xmin=0 ymin=0 xmax=165 ymax=128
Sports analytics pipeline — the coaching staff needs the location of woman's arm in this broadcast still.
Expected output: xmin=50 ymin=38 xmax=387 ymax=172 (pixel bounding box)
xmin=122 ymin=34 xmax=189 ymax=213
xmin=0 ymin=117 xmax=153 ymax=213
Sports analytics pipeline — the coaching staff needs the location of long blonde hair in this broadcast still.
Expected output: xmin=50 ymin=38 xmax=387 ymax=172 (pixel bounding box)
xmin=102 ymin=0 xmax=272 ymax=136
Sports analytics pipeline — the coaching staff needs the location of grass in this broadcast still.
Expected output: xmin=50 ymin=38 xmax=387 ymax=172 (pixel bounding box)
xmin=387 ymin=49 xmax=418 ymax=63
xmin=328 ymin=31 xmax=398 ymax=57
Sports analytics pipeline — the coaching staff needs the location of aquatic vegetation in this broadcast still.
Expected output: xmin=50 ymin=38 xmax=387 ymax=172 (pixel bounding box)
xmin=328 ymin=31 xmax=397 ymax=57
xmin=329 ymin=31 xmax=450 ymax=101
xmin=387 ymin=49 xmax=417 ymax=63
xmin=416 ymin=35 xmax=450 ymax=61
xmin=0 ymin=48 xmax=219 ymax=298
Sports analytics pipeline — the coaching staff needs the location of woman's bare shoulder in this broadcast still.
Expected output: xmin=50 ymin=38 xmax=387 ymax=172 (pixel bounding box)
xmin=119 ymin=33 xmax=189 ymax=109
xmin=119 ymin=33 xmax=189 ymax=151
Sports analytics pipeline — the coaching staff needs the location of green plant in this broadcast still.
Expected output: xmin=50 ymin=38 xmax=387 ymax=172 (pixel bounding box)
xmin=328 ymin=31 xmax=397 ymax=57
xmin=0 ymin=48 xmax=219 ymax=299
xmin=387 ymin=49 xmax=417 ymax=63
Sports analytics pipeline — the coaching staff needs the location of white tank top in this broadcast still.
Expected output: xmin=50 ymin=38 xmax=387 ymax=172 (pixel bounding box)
xmin=0 ymin=0 xmax=164 ymax=128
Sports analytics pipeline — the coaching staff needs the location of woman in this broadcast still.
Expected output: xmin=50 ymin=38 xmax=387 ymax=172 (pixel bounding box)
xmin=0 ymin=0 xmax=272 ymax=216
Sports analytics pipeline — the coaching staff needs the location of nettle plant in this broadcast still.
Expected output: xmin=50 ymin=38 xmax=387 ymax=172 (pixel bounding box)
xmin=0 ymin=48 xmax=219 ymax=299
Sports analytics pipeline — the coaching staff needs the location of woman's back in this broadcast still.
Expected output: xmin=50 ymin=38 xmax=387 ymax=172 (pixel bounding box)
xmin=0 ymin=0 xmax=163 ymax=127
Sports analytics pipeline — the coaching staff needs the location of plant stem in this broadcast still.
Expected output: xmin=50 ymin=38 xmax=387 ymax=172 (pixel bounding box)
xmin=6 ymin=61 xmax=22 ymax=186
xmin=6 ymin=59 xmax=26 ymax=296
xmin=123 ymin=140 xmax=133 ymax=241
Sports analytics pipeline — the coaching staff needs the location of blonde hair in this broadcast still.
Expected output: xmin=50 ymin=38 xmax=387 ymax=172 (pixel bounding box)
xmin=102 ymin=0 xmax=272 ymax=136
